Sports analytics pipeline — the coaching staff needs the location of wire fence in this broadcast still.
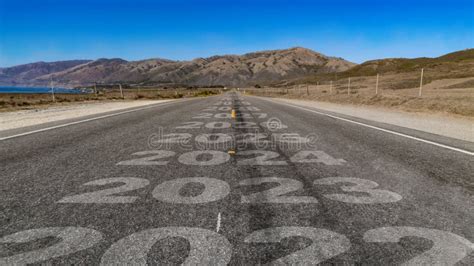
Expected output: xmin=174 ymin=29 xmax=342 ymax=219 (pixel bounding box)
xmin=245 ymin=72 xmax=474 ymax=99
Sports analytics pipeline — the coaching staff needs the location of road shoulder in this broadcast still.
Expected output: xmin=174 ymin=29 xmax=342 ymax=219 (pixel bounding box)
xmin=0 ymin=99 xmax=183 ymax=140
xmin=266 ymin=97 xmax=473 ymax=143
xmin=0 ymin=100 xmax=176 ymax=131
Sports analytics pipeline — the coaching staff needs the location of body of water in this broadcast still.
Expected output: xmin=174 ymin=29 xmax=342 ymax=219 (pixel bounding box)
xmin=0 ymin=86 xmax=85 ymax=94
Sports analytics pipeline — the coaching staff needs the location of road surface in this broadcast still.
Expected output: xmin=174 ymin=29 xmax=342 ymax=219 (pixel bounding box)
xmin=1 ymin=93 xmax=473 ymax=264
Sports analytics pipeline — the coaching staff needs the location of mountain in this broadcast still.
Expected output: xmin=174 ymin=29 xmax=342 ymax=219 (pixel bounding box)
xmin=0 ymin=47 xmax=355 ymax=87
xmin=297 ymin=48 xmax=474 ymax=85
xmin=0 ymin=60 xmax=91 ymax=86
xmin=342 ymin=48 xmax=474 ymax=77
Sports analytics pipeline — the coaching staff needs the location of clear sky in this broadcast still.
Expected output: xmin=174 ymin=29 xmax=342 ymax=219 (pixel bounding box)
xmin=0 ymin=0 xmax=473 ymax=67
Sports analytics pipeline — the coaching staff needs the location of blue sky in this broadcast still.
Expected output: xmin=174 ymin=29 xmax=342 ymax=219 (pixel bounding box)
xmin=0 ymin=0 xmax=473 ymax=67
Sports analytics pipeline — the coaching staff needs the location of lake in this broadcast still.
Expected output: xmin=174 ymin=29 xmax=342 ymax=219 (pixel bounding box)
xmin=0 ymin=86 xmax=85 ymax=94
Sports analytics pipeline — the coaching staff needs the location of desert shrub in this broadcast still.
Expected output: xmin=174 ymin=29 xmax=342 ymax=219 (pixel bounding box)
xmin=194 ymin=90 xmax=219 ymax=97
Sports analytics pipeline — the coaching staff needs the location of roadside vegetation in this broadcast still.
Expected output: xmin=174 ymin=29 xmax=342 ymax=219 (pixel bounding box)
xmin=248 ymin=49 xmax=474 ymax=118
xmin=0 ymin=88 xmax=221 ymax=112
xmin=291 ymin=49 xmax=474 ymax=87
xmin=247 ymin=76 xmax=474 ymax=118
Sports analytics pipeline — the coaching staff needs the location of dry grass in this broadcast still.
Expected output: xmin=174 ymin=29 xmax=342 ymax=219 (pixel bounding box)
xmin=0 ymin=88 xmax=220 ymax=112
xmin=246 ymin=76 xmax=474 ymax=117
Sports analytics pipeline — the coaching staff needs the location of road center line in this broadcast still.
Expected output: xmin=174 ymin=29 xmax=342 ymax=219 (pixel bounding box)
xmin=0 ymin=99 xmax=192 ymax=141
xmin=256 ymin=97 xmax=474 ymax=156
xmin=216 ymin=212 xmax=222 ymax=232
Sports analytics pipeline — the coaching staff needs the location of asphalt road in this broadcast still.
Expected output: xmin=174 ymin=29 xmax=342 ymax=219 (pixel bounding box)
xmin=1 ymin=92 xmax=473 ymax=265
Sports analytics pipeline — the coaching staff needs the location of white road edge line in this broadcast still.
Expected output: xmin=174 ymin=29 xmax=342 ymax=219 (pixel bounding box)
xmin=0 ymin=100 xmax=188 ymax=141
xmin=216 ymin=212 xmax=222 ymax=232
xmin=257 ymin=97 xmax=474 ymax=156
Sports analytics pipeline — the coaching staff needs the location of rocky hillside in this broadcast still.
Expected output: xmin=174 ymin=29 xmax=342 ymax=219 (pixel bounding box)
xmin=0 ymin=60 xmax=91 ymax=86
xmin=0 ymin=48 xmax=355 ymax=87
xmin=342 ymin=48 xmax=474 ymax=77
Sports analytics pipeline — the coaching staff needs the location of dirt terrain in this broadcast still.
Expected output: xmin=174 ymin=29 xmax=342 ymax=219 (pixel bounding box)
xmin=0 ymin=88 xmax=219 ymax=112
xmin=247 ymin=76 xmax=474 ymax=117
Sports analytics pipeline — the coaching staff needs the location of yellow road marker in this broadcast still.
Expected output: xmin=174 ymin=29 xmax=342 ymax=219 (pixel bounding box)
xmin=231 ymin=109 xmax=236 ymax=119
xmin=228 ymin=149 xmax=236 ymax=155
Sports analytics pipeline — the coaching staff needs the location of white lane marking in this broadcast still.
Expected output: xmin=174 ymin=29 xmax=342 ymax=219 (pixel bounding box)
xmin=0 ymin=100 xmax=188 ymax=141
xmin=216 ymin=212 xmax=222 ymax=232
xmin=257 ymin=97 xmax=474 ymax=156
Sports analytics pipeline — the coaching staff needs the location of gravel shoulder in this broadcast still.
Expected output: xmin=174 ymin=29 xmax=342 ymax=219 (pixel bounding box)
xmin=271 ymin=98 xmax=474 ymax=142
xmin=0 ymin=100 xmax=175 ymax=131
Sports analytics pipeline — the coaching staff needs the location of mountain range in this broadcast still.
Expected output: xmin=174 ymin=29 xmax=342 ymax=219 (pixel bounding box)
xmin=1 ymin=47 xmax=472 ymax=88
xmin=0 ymin=47 xmax=355 ymax=87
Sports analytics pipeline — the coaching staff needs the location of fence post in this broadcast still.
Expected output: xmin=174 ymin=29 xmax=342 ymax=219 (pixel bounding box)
xmin=50 ymin=77 xmax=55 ymax=102
xmin=306 ymin=85 xmax=309 ymax=95
xmin=419 ymin=68 xmax=424 ymax=97
xmin=330 ymin=80 xmax=333 ymax=93
xmin=375 ymin=73 xmax=379 ymax=95
xmin=347 ymin=78 xmax=351 ymax=95
xmin=119 ymin=84 xmax=124 ymax=99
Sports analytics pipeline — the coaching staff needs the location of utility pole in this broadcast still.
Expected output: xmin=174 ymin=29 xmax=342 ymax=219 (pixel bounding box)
xmin=419 ymin=68 xmax=424 ymax=97
xmin=50 ymin=77 xmax=56 ymax=102
xmin=119 ymin=84 xmax=124 ymax=99
xmin=347 ymin=77 xmax=351 ymax=95
xmin=375 ymin=74 xmax=379 ymax=95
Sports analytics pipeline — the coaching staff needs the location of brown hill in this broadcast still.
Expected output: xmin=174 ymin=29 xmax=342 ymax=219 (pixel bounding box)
xmin=299 ymin=48 xmax=474 ymax=85
xmin=0 ymin=60 xmax=91 ymax=86
xmin=0 ymin=47 xmax=355 ymax=87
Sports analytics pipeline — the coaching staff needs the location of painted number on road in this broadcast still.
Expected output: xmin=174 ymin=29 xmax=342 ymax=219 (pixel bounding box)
xmin=240 ymin=177 xmax=318 ymax=204
xmin=57 ymin=177 xmax=150 ymax=204
xmin=100 ymin=227 xmax=231 ymax=265
xmin=314 ymin=177 xmax=402 ymax=204
xmin=117 ymin=150 xmax=176 ymax=166
xmin=364 ymin=226 xmax=474 ymax=265
xmin=152 ymin=177 xmax=230 ymax=204
xmin=237 ymin=150 xmax=287 ymax=165
xmin=245 ymin=227 xmax=351 ymax=264
xmin=0 ymin=227 xmax=103 ymax=265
